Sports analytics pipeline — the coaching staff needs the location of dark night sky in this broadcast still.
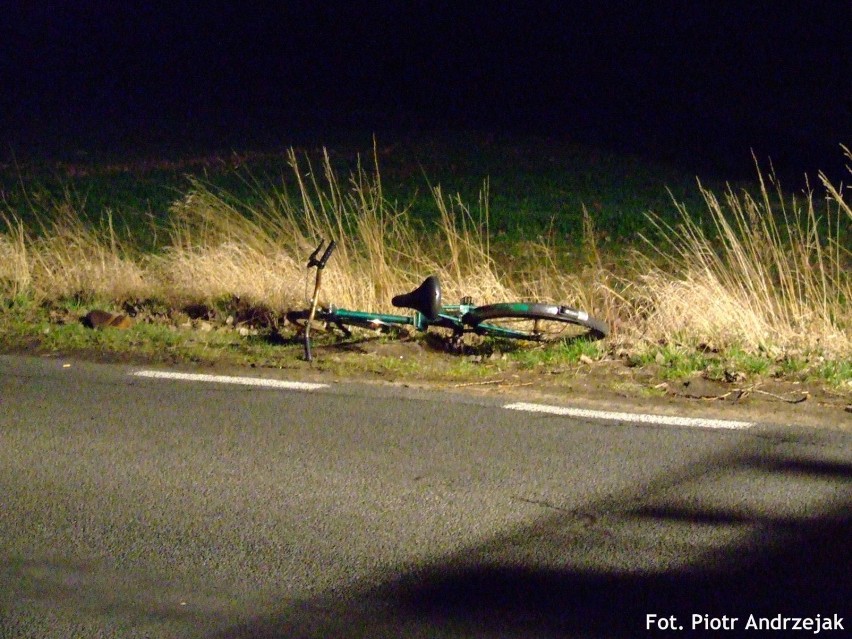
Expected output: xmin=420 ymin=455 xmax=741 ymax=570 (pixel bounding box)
xmin=3 ymin=1 xmax=850 ymax=181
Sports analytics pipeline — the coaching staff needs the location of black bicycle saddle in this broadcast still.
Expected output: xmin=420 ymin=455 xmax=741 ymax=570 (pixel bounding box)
xmin=391 ymin=275 xmax=441 ymax=320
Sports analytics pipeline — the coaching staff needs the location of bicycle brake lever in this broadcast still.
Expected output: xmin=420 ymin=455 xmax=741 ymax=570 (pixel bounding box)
xmin=307 ymin=240 xmax=326 ymax=268
xmin=307 ymin=239 xmax=337 ymax=269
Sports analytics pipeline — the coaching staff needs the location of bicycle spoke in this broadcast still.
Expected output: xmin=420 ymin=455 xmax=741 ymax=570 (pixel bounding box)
xmin=480 ymin=316 xmax=592 ymax=341
xmin=466 ymin=302 xmax=608 ymax=342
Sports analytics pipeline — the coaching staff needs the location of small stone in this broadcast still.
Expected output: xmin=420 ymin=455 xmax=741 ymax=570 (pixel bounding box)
xmin=82 ymin=310 xmax=133 ymax=329
xmin=724 ymin=369 xmax=747 ymax=383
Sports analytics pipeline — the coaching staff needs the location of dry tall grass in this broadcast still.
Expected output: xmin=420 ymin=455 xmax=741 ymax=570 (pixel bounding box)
xmin=1 ymin=204 xmax=148 ymax=302
xmin=156 ymin=148 xmax=523 ymax=313
xmin=630 ymin=154 xmax=851 ymax=357
xmin=0 ymin=216 xmax=30 ymax=297
xmin=1 ymin=146 xmax=849 ymax=361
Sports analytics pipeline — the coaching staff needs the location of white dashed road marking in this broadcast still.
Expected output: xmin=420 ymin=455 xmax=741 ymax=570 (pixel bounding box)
xmin=504 ymin=402 xmax=754 ymax=430
xmin=132 ymin=370 xmax=328 ymax=391
xmin=131 ymin=370 xmax=755 ymax=429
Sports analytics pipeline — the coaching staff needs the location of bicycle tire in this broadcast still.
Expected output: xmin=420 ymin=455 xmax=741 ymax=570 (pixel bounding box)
xmin=464 ymin=302 xmax=608 ymax=342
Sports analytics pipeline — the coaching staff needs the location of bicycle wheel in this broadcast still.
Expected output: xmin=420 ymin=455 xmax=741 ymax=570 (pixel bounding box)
xmin=464 ymin=302 xmax=608 ymax=342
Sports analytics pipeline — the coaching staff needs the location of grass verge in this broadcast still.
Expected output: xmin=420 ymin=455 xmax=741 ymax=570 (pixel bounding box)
xmin=1 ymin=142 xmax=850 ymax=396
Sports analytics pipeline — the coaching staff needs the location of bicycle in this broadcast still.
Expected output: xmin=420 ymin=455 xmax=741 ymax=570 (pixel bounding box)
xmin=288 ymin=239 xmax=609 ymax=361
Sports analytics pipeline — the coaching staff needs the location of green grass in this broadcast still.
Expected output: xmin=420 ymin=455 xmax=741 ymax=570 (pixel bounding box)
xmin=3 ymin=134 xmax=719 ymax=249
xmin=2 ymin=298 xmax=849 ymax=392
xmin=629 ymin=345 xmax=711 ymax=381
xmin=815 ymin=359 xmax=852 ymax=387
xmin=509 ymin=338 xmax=607 ymax=369
xmin=7 ymin=133 xmax=845 ymax=253
xmin=628 ymin=342 xmax=852 ymax=387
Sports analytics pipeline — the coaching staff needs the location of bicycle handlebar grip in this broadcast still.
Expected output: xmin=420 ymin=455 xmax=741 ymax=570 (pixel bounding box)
xmin=318 ymin=240 xmax=336 ymax=268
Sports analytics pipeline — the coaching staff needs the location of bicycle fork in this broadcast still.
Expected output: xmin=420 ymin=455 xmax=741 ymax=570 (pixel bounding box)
xmin=304 ymin=239 xmax=336 ymax=362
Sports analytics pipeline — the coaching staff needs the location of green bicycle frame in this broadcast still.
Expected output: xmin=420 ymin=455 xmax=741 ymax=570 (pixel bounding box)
xmin=326 ymin=306 xmax=468 ymax=332
xmin=326 ymin=303 xmax=545 ymax=341
xmin=298 ymin=238 xmax=605 ymax=360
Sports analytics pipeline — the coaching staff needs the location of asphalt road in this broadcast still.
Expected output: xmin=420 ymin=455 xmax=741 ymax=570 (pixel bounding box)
xmin=1 ymin=354 xmax=850 ymax=638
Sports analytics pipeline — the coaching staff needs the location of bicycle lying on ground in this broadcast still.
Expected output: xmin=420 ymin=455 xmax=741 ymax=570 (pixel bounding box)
xmin=287 ymin=239 xmax=609 ymax=361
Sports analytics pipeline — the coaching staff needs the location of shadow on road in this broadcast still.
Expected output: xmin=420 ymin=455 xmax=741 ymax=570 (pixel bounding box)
xmin=217 ymin=445 xmax=851 ymax=638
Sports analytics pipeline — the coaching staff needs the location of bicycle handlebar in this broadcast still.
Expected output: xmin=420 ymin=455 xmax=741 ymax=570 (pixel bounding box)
xmin=307 ymin=239 xmax=337 ymax=270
